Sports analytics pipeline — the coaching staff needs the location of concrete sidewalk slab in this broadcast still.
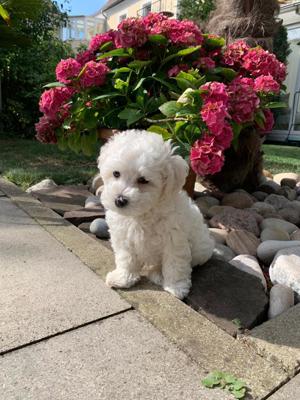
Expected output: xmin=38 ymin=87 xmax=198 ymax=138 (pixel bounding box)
xmin=0 ymin=197 xmax=130 ymax=354
xmin=268 ymin=374 xmax=300 ymax=399
xmin=240 ymin=304 xmax=300 ymax=376
xmin=0 ymin=178 xmax=290 ymax=399
xmin=0 ymin=311 xmax=233 ymax=400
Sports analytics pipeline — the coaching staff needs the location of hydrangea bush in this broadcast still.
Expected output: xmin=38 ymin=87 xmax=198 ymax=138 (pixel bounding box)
xmin=36 ymin=13 xmax=286 ymax=176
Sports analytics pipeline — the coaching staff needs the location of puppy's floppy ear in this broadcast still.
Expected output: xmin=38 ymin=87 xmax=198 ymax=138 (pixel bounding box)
xmin=162 ymin=141 xmax=189 ymax=196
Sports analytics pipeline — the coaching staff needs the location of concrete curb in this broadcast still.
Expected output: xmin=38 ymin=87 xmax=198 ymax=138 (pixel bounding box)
xmin=0 ymin=178 xmax=291 ymax=400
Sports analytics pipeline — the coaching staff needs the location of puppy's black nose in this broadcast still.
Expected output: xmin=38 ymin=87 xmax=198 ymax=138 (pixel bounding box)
xmin=115 ymin=195 xmax=128 ymax=208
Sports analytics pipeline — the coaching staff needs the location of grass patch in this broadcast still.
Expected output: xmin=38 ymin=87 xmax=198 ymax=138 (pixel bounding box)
xmin=262 ymin=144 xmax=300 ymax=175
xmin=0 ymin=138 xmax=100 ymax=190
xmin=0 ymin=139 xmax=299 ymax=190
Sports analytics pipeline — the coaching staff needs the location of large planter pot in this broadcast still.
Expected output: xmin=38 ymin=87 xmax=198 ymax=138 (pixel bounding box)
xmin=98 ymin=128 xmax=196 ymax=198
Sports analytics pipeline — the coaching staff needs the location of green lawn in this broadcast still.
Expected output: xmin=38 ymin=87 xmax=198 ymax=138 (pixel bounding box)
xmin=262 ymin=144 xmax=300 ymax=175
xmin=0 ymin=138 xmax=99 ymax=190
xmin=0 ymin=139 xmax=299 ymax=191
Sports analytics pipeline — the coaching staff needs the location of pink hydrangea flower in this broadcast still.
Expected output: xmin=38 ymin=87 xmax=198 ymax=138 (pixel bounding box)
xmin=259 ymin=109 xmax=275 ymax=133
xmin=89 ymin=31 xmax=115 ymax=52
xmin=80 ymin=61 xmax=110 ymax=88
xmin=214 ymin=123 xmax=233 ymax=150
xmin=151 ymin=19 xmax=203 ymax=45
xmin=190 ymin=135 xmax=225 ymax=176
xmin=39 ymin=87 xmax=74 ymax=120
xmin=55 ymin=58 xmax=82 ymax=84
xmin=243 ymin=48 xmax=286 ymax=83
xmin=167 ymin=64 xmax=189 ymax=77
xmin=254 ymin=74 xmax=280 ymax=94
xmin=201 ymin=101 xmax=230 ymax=135
xmin=200 ymin=82 xmax=229 ymax=105
xmin=114 ymin=18 xmax=148 ymax=48
xmin=223 ymin=40 xmax=250 ymax=68
xmin=142 ymin=12 xmax=168 ymax=32
xmin=228 ymin=77 xmax=260 ymax=123
xmin=35 ymin=116 xmax=58 ymax=144
xmin=194 ymin=57 xmax=216 ymax=70
xmin=76 ymin=50 xmax=96 ymax=66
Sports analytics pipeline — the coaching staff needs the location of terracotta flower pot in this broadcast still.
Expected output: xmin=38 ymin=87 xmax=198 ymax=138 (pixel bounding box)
xmin=97 ymin=128 xmax=195 ymax=198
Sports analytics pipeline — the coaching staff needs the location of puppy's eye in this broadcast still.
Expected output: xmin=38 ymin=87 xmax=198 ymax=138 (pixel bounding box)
xmin=113 ymin=171 xmax=120 ymax=178
xmin=137 ymin=177 xmax=149 ymax=184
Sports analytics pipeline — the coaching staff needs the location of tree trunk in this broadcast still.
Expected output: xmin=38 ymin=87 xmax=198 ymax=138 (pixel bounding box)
xmin=206 ymin=0 xmax=281 ymax=51
xmin=202 ymin=0 xmax=280 ymax=194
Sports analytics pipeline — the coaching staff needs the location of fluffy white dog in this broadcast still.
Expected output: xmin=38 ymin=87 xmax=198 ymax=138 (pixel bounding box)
xmin=98 ymin=130 xmax=214 ymax=299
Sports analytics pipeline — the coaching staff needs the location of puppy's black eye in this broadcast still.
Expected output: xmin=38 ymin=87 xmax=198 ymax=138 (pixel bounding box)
xmin=137 ymin=177 xmax=149 ymax=184
xmin=113 ymin=171 xmax=120 ymax=178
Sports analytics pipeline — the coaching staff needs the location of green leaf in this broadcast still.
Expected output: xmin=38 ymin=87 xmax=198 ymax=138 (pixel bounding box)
xmin=0 ymin=4 xmax=10 ymax=24
xmin=265 ymin=101 xmax=287 ymax=109
xmin=212 ymin=67 xmax=237 ymax=81
xmin=159 ymin=101 xmax=180 ymax=117
xmin=254 ymin=110 xmax=266 ymax=129
xmin=232 ymin=318 xmax=243 ymax=329
xmin=148 ymin=125 xmax=172 ymax=139
xmin=224 ymin=374 xmax=237 ymax=384
xmin=174 ymin=77 xmax=194 ymax=91
xmin=112 ymin=67 xmax=132 ymax=76
xmin=233 ymin=380 xmax=246 ymax=391
xmin=97 ymin=48 xmax=130 ymax=60
xmin=133 ymin=77 xmax=147 ymax=91
xmin=177 ymin=46 xmax=202 ymax=56
xmin=203 ymin=35 xmax=225 ymax=48
xmin=148 ymin=34 xmax=168 ymax=45
xmin=81 ymin=131 xmax=97 ymax=156
xmin=231 ymin=122 xmax=243 ymax=151
xmin=114 ymin=78 xmax=128 ymax=91
xmin=201 ymin=372 xmax=223 ymax=388
xmin=231 ymin=388 xmax=246 ymax=399
xmin=151 ymin=76 xmax=178 ymax=91
xmin=92 ymin=93 xmax=122 ymax=101
xmin=99 ymin=41 xmax=113 ymax=52
xmin=128 ymin=60 xmax=152 ymax=69
xmin=118 ymin=108 xmax=144 ymax=126
xmin=162 ymin=45 xmax=201 ymax=65
xmin=43 ymin=82 xmax=66 ymax=88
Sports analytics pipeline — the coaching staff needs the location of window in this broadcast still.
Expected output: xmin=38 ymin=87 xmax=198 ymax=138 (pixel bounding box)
xmin=119 ymin=14 xmax=127 ymax=22
xmin=142 ymin=2 xmax=152 ymax=16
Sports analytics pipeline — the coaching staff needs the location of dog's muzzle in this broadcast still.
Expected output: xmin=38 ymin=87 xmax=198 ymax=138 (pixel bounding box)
xmin=115 ymin=195 xmax=129 ymax=208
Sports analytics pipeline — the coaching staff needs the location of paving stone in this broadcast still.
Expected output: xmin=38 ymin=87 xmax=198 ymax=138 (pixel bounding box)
xmin=64 ymin=207 xmax=106 ymax=225
xmin=26 ymin=178 xmax=57 ymax=193
xmin=30 ymin=185 xmax=92 ymax=215
xmin=268 ymin=284 xmax=294 ymax=319
xmin=264 ymin=194 xmax=291 ymax=210
xmin=270 ymin=246 xmax=300 ymax=294
xmin=260 ymin=228 xmax=290 ymax=242
xmin=211 ymin=243 xmax=236 ymax=262
xmin=0 ymin=189 xmax=6 ymax=197
xmin=261 ymin=218 xmax=298 ymax=234
xmin=273 ymin=172 xmax=300 ymax=185
xmin=241 ymin=304 xmax=300 ymax=376
xmin=252 ymin=191 xmax=268 ymax=201
xmin=226 ymin=229 xmax=260 ymax=256
xmin=209 ymin=208 xmax=262 ymax=236
xmin=230 ymin=255 xmax=267 ymax=291
xmin=208 ymin=228 xmax=228 ymax=244
xmin=221 ymin=191 xmax=254 ymax=209
xmin=0 ymin=198 xmax=129 ymax=353
xmin=268 ymin=374 xmax=300 ymax=399
xmin=0 ymin=312 xmax=232 ymax=400
xmin=257 ymin=240 xmax=300 ymax=265
xmin=280 ymin=178 xmax=297 ymax=189
xmin=186 ymin=259 xmax=269 ymax=336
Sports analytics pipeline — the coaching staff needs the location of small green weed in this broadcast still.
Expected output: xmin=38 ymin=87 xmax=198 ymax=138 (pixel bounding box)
xmin=202 ymin=371 xmax=247 ymax=399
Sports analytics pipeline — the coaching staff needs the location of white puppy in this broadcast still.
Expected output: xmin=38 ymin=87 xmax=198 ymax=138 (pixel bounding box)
xmin=98 ymin=130 xmax=214 ymax=299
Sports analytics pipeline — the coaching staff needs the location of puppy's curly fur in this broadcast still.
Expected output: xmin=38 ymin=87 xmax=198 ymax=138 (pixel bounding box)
xmin=98 ymin=130 xmax=214 ymax=299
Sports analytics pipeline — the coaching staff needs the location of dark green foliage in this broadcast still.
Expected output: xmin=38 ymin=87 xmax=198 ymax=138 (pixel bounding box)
xmin=273 ymin=24 xmax=291 ymax=64
xmin=0 ymin=0 xmax=72 ymax=137
xmin=178 ymin=0 xmax=215 ymax=23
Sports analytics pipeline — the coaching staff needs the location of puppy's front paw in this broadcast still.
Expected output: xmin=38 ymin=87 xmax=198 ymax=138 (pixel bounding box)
xmin=106 ymin=269 xmax=140 ymax=289
xmin=164 ymin=281 xmax=191 ymax=300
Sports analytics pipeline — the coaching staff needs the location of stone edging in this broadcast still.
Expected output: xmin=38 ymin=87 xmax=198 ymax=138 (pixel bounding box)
xmin=0 ymin=177 xmax=293 ymax=400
